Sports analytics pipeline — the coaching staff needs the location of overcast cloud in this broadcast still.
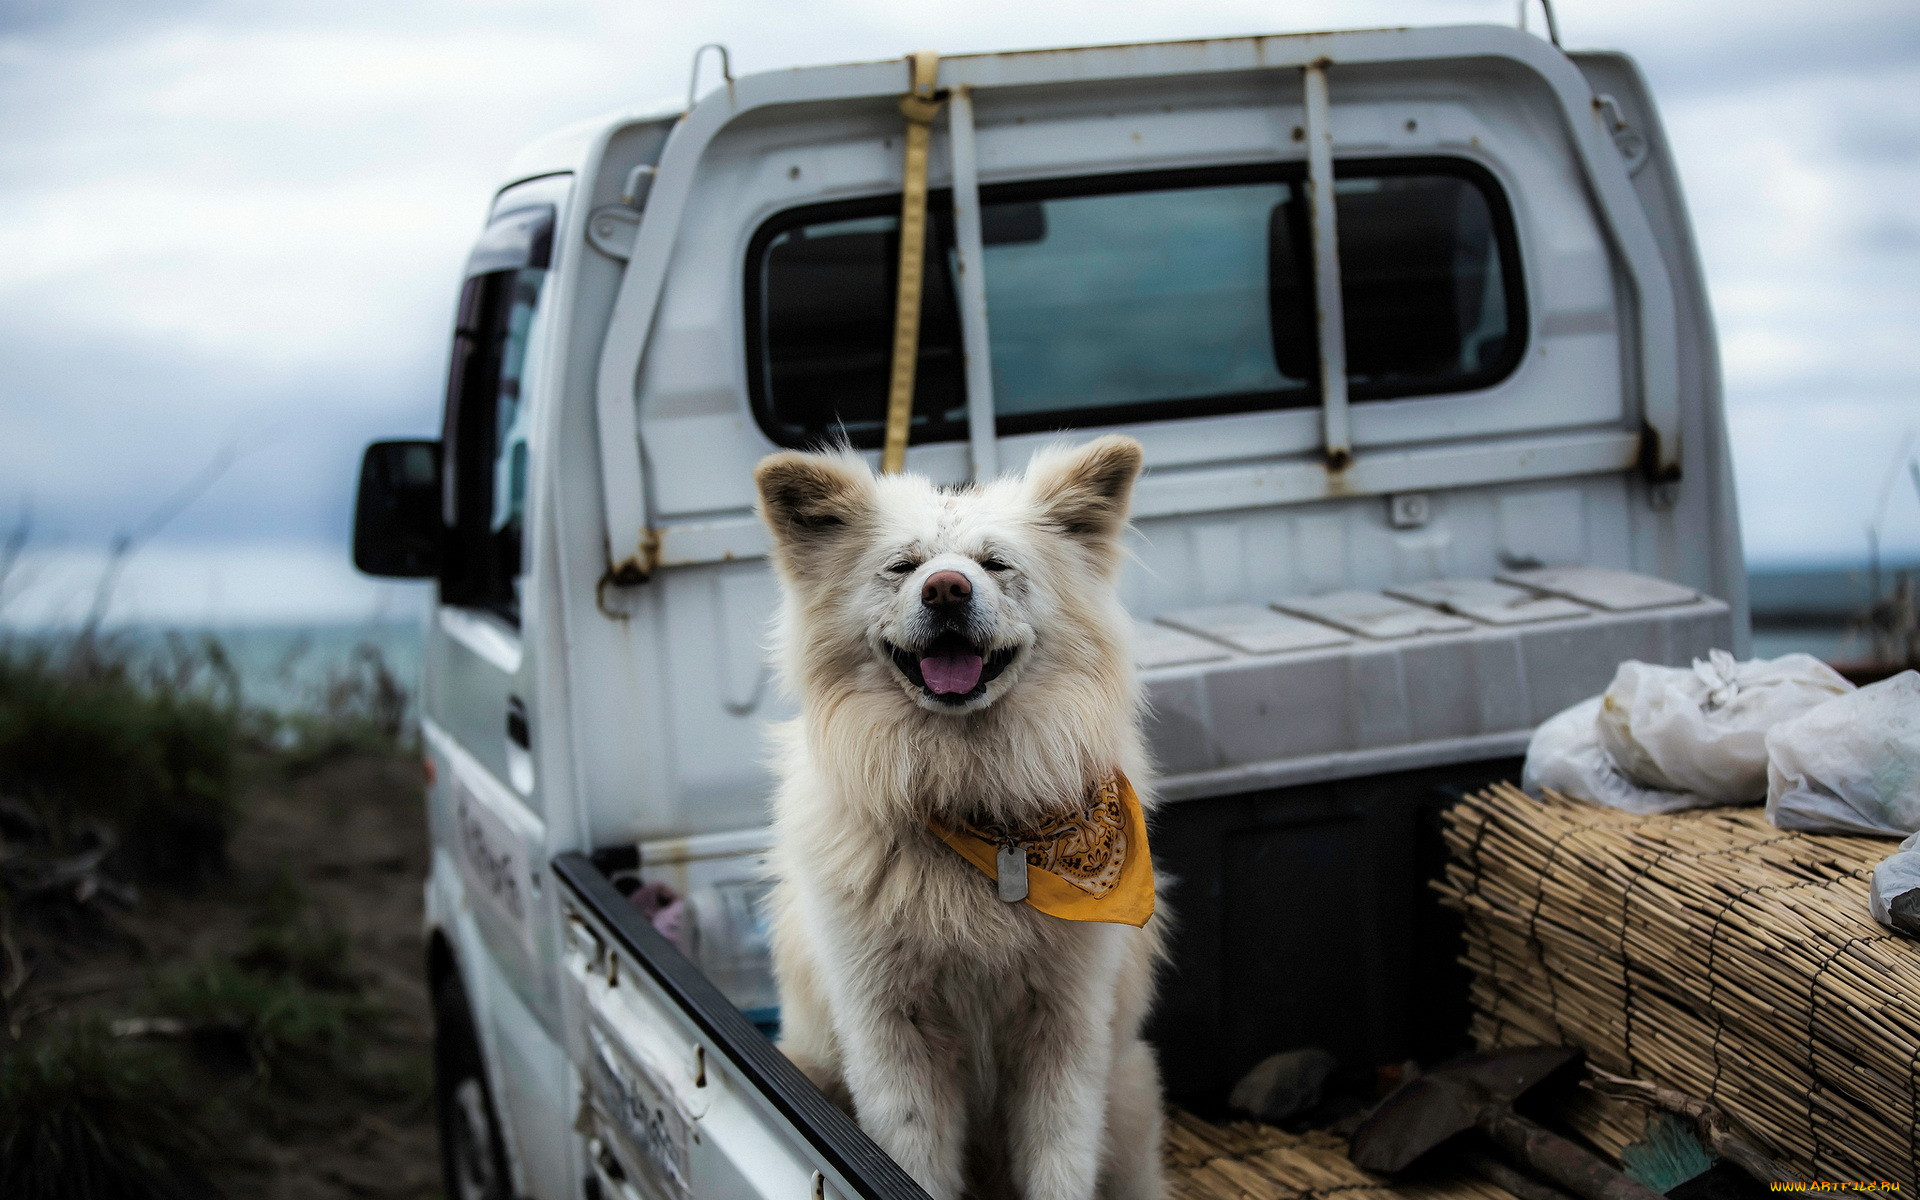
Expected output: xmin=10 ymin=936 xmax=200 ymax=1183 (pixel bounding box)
xmin=1 ymin=0 xmax=1917 ymax=625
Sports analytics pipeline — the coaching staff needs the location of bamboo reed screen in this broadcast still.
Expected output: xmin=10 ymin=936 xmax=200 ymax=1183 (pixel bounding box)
xmin=1439 ymin=782 xmax=1917 ymax=1185
xmin=1164 ymin=1108 xmax=1517 ymax=1200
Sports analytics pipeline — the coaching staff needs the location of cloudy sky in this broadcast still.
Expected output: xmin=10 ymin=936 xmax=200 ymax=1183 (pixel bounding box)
xmin=1 ymin=0 xmax=1916 ymax=625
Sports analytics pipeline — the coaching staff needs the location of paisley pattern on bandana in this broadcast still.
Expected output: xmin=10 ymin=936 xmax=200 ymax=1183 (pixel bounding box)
xmin=928 ymin=769 xmax=1153 ymax=926
xmin=962 ymin=776 xmax=1127 ymax=897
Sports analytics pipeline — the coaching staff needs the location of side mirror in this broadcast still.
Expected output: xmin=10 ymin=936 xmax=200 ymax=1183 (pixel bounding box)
xmin=353 ymin=440 xmax=442 ymax=578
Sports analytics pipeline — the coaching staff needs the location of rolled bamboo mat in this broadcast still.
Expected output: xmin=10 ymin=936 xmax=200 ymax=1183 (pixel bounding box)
xmin=1163 ymin=1108 xmax=1519 ymax=1200
xmin=1438 ymin=782 xmax=1916 ymax=1185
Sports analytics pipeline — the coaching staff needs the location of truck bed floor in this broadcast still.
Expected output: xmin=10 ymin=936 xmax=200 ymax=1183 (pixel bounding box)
xmin=1164 ymin=1108 xmax=1520 ymax=1200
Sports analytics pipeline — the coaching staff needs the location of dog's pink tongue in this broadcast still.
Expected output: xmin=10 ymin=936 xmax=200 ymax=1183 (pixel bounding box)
xmin=920 ymin=653 xmax=984 ymax=695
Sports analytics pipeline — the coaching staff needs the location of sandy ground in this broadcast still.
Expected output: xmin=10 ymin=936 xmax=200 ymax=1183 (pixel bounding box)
xmin=224 ymin=751 xmax=440 ymax=1199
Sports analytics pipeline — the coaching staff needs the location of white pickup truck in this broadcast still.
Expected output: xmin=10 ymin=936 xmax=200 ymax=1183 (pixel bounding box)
xmin=351 ymin=20 xmax=1747 ymax=1200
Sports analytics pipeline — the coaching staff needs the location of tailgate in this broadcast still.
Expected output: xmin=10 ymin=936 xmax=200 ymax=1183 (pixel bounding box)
xmin=553 ymin=853 xmax=927 ymax=1200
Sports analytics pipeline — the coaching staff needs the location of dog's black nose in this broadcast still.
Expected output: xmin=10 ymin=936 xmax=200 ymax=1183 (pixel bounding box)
xmin=921 ymin=570 xmax=972 ymax=609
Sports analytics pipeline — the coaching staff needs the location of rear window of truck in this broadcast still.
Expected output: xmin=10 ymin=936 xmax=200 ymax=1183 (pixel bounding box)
xmin=744 ymin=158 xmax=1525 ymax=450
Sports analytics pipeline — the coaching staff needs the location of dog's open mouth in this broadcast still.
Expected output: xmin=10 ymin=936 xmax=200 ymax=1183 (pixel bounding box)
xmin=887 ymin=633 xmax=1018 ymax=704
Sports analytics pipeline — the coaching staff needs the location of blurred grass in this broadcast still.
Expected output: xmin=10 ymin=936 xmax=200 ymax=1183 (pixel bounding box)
xmin=0 ymin=637 xmax=242 ymax=887
xmin=0 ymin=627 xmax=423 ymax=1195
xmin=0 ymin=631 xmax=412 ymax=879
xmin=151 ymin=936 xmax=365 ymax=1091
xmin=0 ymin=1020 xmax=216 ymax=1200
xmin=273 ymin=643 xmax=412 ymax=775
xmin=234 ymin=875 xmax=359 ymax=993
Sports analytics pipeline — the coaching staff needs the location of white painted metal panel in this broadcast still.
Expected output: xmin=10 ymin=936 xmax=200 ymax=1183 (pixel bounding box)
xmin=1144 ymin=589 xmax=1733 ymax=799
xmin=1499 ymin=564 xmax=1701 ymax=611
xmin=618 ymin=25 xmax=1675 ymax=556
xmin=1157 ymin=604 xmax=1353 ymax=655
xmin=1271 ymin=591 xmax=1476 ymax=639
xmin=1385 ymin=577 xmax=1591 ymax=625
xmin=1132 ymin=620 xmax=1233 ymax=669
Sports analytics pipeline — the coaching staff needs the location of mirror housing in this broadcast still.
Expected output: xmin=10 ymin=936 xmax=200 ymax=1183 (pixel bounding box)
xmin=353 ymin=440 xmax=442 ymax=578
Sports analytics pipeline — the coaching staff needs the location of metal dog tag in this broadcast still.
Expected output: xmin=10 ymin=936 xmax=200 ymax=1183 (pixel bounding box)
xmin=996 ymin=844 xmax=1029 ymax=903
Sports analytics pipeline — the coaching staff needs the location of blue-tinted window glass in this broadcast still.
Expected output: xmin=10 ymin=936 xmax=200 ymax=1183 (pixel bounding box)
xmin=982 ymin=184 xmax=1300 ymax=417
xmin=745 ymin=162 xmax=1523 ymax=450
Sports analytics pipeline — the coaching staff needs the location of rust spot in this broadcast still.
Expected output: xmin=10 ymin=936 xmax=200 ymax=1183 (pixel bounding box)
xmin=597 ymin=570 xmax=635 ymax=618
xmin=597 ymin=528 xmax=663 ymax=615
xmin=1292 ymin=125 xmax=1305 ymax=142
xmin=1637 ymin=421 xmax=1683 ymax=483
xmin=1324 ymin=446 xmax=1354 ymax=473
xmin=787 ymin=29 xmax=1416 ymax=78
xmin=960 ymin=29 xmax=1335 ymax=65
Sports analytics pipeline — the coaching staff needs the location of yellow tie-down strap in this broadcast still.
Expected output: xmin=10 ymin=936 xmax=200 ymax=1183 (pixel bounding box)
xmin=881 ymin=49 xmax=944 ymax=475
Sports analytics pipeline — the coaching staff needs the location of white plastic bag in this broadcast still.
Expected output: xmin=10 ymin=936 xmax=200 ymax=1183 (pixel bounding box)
xmin=1523 ymin=697 xmax=1703 ymax=814
xmin=1870 ymin=831 xmax=1920 ymax=936
xmin=1766 ymin=670 xmax=1920 ymax=837
xmin=1596 ymin=650 xmax=1853 ymax=804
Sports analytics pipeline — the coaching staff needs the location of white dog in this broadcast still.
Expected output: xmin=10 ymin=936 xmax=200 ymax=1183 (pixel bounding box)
xmin=753 ymin=436 xmax=1167 ymax=1200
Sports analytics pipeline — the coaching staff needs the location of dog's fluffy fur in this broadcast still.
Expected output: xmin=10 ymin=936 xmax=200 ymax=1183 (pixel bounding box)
xmin=754 ymin=436 xmax=1166 ymax=1200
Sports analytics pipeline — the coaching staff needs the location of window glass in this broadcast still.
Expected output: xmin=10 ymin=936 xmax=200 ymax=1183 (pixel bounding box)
xmin=491 ymin=269 xmax=543 ymax=544
xmin=442 ymin=265 xmax=548 ymax=622
xmin=983 ymin=184 xmax=1301 ymax=417
xmin=1330 ymin=174 xmax=1514 ymax=392
xmin=744 ymin=160 xmax=1524 ymax=449
xmin=756 ymin=213 xmax=965 ymax=448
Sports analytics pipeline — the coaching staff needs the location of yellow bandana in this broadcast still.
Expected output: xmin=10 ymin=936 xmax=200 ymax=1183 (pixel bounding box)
xmin=929 ymin=772 xmax=1155 ymax=927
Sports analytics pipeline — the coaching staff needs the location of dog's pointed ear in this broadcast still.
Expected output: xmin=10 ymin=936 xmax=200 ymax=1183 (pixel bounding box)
xmin=755 ymin=450 xmax=875 ymax=552
xmin=1026 ymin=435 xmax=1143 ymax=548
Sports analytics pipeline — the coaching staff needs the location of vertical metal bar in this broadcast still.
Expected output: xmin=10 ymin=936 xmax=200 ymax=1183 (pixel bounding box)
xmin=1516 ymin=0 xmax=1562 ymax=46
xmin=947 ymin=87 xmax=998 ymax=482
xmin=1302 ymin=60 xmax=1351 ymax=471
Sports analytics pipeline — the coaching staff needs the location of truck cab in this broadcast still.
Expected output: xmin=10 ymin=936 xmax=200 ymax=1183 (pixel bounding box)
xmin=352 ymin=22 xmax=1744 ymax=1200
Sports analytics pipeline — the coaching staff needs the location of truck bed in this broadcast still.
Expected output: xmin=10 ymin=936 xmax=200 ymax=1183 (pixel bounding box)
xmin=559 ymin=847 xmax=1526 ymax=1200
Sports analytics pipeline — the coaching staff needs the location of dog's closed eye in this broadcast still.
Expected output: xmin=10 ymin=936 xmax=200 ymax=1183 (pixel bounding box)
xmin=885 ymin=560 xmax=920 ymax=575
xmin=980 ymin=557 xmax=1012 ymax=573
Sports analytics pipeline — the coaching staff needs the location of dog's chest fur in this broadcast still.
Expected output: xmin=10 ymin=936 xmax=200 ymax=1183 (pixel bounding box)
xmin=783 ymin=801 xmax=1123 ymax=991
